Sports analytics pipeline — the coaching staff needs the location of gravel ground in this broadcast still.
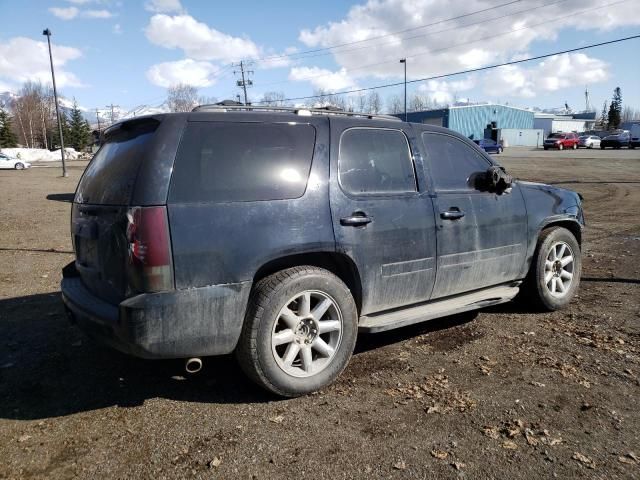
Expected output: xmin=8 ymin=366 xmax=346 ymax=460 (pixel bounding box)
xmin=1 ymin=149 xmax=639 ymax=479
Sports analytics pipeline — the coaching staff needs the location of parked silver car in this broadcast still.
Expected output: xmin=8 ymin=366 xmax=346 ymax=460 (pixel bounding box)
xmin=578 ymin=135 xmax=601 ymax=149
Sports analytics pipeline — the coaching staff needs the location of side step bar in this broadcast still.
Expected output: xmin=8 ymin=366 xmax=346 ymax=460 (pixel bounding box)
xmin=358 ymin=284 xmax=520 ymax=333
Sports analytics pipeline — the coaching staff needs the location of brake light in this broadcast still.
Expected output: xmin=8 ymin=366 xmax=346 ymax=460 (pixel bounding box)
xmin=126 ymin=206 xmax=174 ymax=292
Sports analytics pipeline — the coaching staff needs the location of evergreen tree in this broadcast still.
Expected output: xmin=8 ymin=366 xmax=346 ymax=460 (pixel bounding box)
xmin=67 ymin=100 xmax=92 ymax=150
xmin=607 ymin=87 xmax=622 ymax=130
xmin=0 ymin=108 xmax=18 ymax=148
xmin=599 ymin=100 xmax=608 ymax=130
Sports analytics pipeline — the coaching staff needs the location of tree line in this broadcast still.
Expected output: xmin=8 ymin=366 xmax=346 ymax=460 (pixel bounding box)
xmin=0 ymin=81 xmax=92 ymax=150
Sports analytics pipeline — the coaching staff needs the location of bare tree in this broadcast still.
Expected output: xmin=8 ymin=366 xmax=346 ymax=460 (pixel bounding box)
xmin=261 ymin=91 xmax=287 ymax=106
xmin=11 ymin=81 xmax=56 ymax=148
xmin=621 ymin=105 xmax=640 ymax=122
xmin=386 ymin=94 xmax=403 ymax=114
xmin=367 ymin=91 xmax=382 ymax=114
xmin=167 ymin=84 xmax=199 ymax=112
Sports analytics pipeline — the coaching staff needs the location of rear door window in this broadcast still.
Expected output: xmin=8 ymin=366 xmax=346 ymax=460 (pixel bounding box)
xmin=338 ymin=128 xmax=416 ymax=195
xmin=75 ymin=119 xmax=159 ymax=205
xmin=421 ymin=132 xmax=491 ymax=191
xmin=169 ymin=122 xmax=316 ymax=203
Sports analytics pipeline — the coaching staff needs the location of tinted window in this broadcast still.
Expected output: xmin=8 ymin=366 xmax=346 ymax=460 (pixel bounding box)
xmin=170 ymin=122 xmax=316 ymax=203
xmin=339 ymin=128 xmax=416 ymax=195
xmin=76 ymin=120 xmax=158 ymax=205
xmin=421 ymin=133 xmax=490 ymax=191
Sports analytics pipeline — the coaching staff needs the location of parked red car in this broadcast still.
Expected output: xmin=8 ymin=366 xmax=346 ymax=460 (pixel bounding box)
xmin=543 ymin=133 xmax=579 ymax=150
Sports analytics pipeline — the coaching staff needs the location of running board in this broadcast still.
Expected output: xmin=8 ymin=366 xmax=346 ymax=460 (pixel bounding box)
xmin=358 ymin=284 xmax=520 ymax=333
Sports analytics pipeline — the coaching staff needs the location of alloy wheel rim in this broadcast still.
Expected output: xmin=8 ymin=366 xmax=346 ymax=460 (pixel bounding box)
xmin=544 ymin=241 xmax=575 ymax=297
xmin=271 ymin=290 xmax=343 ymax=378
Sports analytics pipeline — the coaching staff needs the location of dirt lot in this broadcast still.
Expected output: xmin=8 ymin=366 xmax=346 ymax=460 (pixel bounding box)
xmin=1 ymin=148 xmax=639 ymax=479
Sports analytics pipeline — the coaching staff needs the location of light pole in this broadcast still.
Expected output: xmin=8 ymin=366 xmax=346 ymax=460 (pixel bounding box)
xmin=43 ymin=28 xmax=67 ymax=177
xmin=400 ymin=58 xmax=407 ymax=121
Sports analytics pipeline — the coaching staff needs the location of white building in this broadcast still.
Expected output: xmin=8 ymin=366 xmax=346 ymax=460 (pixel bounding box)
xmin=534 ymin=113 xmax=596 ymax=138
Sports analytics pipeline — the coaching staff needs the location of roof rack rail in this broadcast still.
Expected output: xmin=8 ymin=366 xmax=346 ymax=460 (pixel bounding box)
xmin=191 ymin=104 xmax=402 ymax=122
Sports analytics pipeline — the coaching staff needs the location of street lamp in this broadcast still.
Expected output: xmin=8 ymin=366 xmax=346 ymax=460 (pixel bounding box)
xmin=400 ymin=58 xmax=407 ymax=121
xmin=43 ymin=28 xmax=67 ymax=177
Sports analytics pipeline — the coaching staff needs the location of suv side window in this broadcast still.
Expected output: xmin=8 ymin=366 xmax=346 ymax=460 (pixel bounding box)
xmin=170 ymin=122 xmax=316 ymax=203
xmin=421 ymin=132 xmax=491 ymax=191
xmin=339 ymin=128 xmax=416 ymax=195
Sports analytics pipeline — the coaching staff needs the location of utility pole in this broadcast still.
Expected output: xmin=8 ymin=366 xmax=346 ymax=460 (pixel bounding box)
xmin=43 ymin=28 xmax=67 ymax=177
xmin=106 ymin=103 xmax=120 ymax=124
xmin=233 ymin=61 xmax=253 ymax=105
xmin=95 ymin=108 xmax=101 ymax=132
xmin=400 ymin=58 xmax=407 ymax=121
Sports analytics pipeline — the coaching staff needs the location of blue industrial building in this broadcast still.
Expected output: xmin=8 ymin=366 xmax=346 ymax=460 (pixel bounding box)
xmin=400 ymin=104 xmax=540 ymax=145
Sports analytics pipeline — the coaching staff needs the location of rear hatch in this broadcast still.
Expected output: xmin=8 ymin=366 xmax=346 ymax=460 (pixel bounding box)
xmin=72 ymin=117 xmax=169 ymax=304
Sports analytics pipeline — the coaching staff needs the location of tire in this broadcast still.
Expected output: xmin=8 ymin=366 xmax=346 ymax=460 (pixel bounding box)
xmin=236 ymin=266 xmax=358 ymax=397
xmin=600 ymin=145 xmax=605 ymax=150
xmin=543 ymin=147 xmax=548 ymax=151
xmin=497 ymin=147 xmax=502 ymax=154
xmin=14 ymin=162 xmax=24 ymax=170
xmin=522 ymin=227 xmax=581 ymax=311
xmin=572 ymin=143 xmax=577 ymax=150
xmin=558 ymin=143 xmax=564 ymax=150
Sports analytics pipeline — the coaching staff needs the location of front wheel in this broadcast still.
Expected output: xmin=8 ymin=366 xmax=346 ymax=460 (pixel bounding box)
xmin=522 ymin=227 xmax=581 ymax=311
xmin=14 ymin=162 xmax=24 ymax=170
xmin=600 ymin=145 xmax=605 ymax=150
xmin=558 ymin=143 xmax=564 ymax=150
xmin=572 ymin=143 xmax=577 ymax=149
xmin=236 ymin=266 xmax=358 ymax=397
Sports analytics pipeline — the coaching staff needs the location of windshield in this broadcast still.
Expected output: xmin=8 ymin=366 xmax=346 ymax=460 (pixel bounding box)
xmin=549 ymin=134 xmax=565 ymax=139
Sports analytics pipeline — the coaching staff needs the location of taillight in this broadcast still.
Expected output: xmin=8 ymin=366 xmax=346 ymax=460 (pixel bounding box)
xmin=126 ymin=206 xmax=174 ymax=293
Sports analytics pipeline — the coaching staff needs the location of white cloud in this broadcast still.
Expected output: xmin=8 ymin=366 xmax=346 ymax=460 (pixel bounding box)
xmin=296 ymin=0 xmax=640 ymax=86
xmin=145 ymin=14 xmax=259 ymax=62
xmin=49 ymin=6 xmax=79 ymax=20
xmin=483 ymin=53 xmax=609 ymax=98
xmin=113 ymin=23 xmax=123 ymax=34
xmin=146 ymin=58 xmax=220 ymax=88
xmin=0 ymin=37 xmax=84 ymax=88
xmin=83 ymin=9 xmax=114 ymax=18
xmin=50 ymin=5 xmax=115 ymax=20
xmin=418 ymin=77 xmax=476 ymax=104
xmin=289 ymin=67 xmax=357 ymax=92
xmin=65 ymin=0 xmax=92 ymax=4
xmin=145 ymin=0 xmax=184 ymax=14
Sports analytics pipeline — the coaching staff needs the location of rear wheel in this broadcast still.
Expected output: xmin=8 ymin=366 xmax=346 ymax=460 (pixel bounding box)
xmin=601 ymin=145 xmax=605 ymax=150
xmin=522 ymin=227 xmax=581 ymax=311
xmin=572 ymin=143 xmax=577 ymax=150
xmin=558 ymin=143 xmax=564 ymax=150
xmin=236 ymin=266 xmax=358 ymax=397
xmin=14 ymin=162 xmax=24 ymax=170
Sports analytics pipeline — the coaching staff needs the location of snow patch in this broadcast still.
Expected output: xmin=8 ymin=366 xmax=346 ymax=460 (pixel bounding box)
xmin=1 ymin=148 xmax=80 ymax=162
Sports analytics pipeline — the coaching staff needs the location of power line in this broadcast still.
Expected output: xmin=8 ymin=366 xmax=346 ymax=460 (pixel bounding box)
xmin=251 ymin=0 xmax=630 ymax=90
xmin=266 ymin=0 xmax=569 ymax=64
xmin=244 ymin=0 xmax=525 ymax=64
xmin=252 ymin=34 xmax=640 ymax=104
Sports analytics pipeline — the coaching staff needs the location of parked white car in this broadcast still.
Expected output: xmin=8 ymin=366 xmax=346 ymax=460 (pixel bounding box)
xmin=578 ymin=135 xmax=601 ymax=149
xmin=0 ymin=152 xmax=31 ymax=170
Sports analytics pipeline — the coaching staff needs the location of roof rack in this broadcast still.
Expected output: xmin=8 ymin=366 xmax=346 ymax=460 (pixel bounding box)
xmin=191 ymin=104 xmax=402 ymax=122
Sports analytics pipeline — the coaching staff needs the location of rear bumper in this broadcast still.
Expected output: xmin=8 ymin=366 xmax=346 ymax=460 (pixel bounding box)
xmin=61 ymin=262 xmax=252 ymax=359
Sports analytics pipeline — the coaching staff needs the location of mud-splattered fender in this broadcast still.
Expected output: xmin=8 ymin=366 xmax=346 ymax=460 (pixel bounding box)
xmin=518 ymin=181 xmax=584 ymax=277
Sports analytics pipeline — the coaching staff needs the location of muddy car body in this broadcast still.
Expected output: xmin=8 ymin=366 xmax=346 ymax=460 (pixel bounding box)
xmin=61 ymin=107 xmax=584 ymax=396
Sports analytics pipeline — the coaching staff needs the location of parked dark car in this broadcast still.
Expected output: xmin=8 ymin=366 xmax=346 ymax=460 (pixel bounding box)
xmin=61 ymin=106 xmax=584 ymax=397
xmin=600 ymin=131 xmax=631 ymax=149
xmin=543 ymin=132 xmax=579 ymax=150
xmin=473 ymin=138 xmax=503 ymax=154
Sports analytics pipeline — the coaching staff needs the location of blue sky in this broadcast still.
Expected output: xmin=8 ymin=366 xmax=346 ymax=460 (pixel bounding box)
xmin=1 ymin=0 xmax=639 ymax=114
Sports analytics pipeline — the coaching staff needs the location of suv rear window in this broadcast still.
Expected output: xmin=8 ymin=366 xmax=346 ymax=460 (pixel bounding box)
xmin=170 ymin=122 xmax=316 ymax=203
xmin=75 ymin=119 xmax=159 ymax=205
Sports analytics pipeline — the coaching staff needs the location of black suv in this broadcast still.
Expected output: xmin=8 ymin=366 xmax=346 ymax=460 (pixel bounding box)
xmin=61 ymin=106 xmax=584 ymax=397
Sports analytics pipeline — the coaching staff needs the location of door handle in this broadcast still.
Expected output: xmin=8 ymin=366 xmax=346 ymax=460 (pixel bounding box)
xmin=440 ymin=208 xmax=465 ymax=220
xmin=340 ymin=213 xmax=372 ymax=226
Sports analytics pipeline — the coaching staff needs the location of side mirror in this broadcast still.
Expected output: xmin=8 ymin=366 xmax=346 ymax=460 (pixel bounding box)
xmin=485 ymin=166 xmax=513 ymax=194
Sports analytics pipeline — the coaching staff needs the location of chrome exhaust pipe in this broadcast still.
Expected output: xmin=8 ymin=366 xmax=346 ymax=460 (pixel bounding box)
xmin=185 ymin=357 xmax=202 ymax=374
